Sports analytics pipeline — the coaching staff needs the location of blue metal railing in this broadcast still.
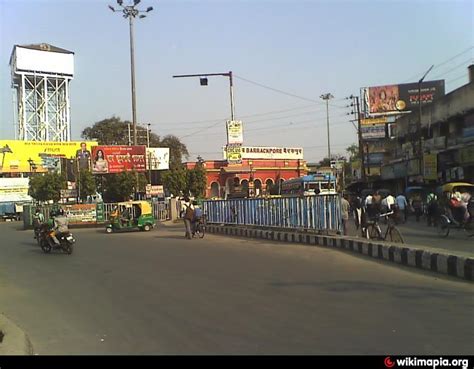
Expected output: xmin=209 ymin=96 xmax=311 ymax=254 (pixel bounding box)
xmin=203 ymin=195 xmax=342 ymax=232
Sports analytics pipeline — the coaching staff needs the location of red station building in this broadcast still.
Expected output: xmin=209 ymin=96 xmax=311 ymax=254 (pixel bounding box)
xmin=185 ymin=146 xmax=308 ymax=198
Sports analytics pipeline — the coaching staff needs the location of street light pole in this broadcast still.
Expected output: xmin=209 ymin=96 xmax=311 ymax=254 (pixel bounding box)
xmin=320 ymin=93 xmax=334 ymax=163
xmin=173 ymin=71 xmax=235 ymax=121
xmin=109 ymin=0 xmax=154 ymax=146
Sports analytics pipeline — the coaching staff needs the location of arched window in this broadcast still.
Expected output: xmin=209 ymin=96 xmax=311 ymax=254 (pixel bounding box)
xmin=210 ymin=182 xmax=220 ymax=198
xmin=254 ymin=179 xmax=262 ymax=197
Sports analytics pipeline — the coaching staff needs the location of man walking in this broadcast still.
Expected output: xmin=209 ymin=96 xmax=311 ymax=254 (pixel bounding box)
xmin=396 ymin=193 xmax=408 ymax=223
xmin=341 ymin=194 xmax=350 ymax=236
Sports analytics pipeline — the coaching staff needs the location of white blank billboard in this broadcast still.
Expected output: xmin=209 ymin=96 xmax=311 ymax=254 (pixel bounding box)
xmin=14 ymin=47 xmax=74 ymax=76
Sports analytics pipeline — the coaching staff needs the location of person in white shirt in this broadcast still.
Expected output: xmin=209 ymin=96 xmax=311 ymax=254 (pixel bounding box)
xmin=396 ymin=194 xmax=408 ymax=223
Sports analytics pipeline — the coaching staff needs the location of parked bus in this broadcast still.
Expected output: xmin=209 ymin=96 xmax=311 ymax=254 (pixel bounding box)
xmin=280 ymin=174 xmax=337 ymax=196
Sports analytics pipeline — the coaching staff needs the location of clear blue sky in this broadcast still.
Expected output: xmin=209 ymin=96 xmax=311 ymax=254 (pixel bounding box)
xmin=1 ymin=0 xmax=473 ymax=163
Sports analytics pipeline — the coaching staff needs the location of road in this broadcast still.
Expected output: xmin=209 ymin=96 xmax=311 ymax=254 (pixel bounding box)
xmin=0 ymin=221 xmax=472 ymax=355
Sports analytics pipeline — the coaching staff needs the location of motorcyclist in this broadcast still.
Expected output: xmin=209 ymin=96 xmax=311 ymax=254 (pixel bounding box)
xmin=50 ymin=209 xmax=69 ymax=245
xmin=33 ymin=207 xmax=45 ymax=239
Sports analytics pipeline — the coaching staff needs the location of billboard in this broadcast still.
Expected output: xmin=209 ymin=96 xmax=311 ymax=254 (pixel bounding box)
xmin=0 ymin=178 xmax=32 ymax=202
xmin=0 ymin=140 xmax=96 ymax=174
xmin=364 ymin=80 xmax=445 ymax=116
xmin=145 ymin=148 xmax=170 ymax=170
xmin=226 ymin=120 xmax=244 ymax=144
xmin=224 ymin=146 xmax=304 ymax=160
xmin=91 ymin=145 xmax=146 ymax=174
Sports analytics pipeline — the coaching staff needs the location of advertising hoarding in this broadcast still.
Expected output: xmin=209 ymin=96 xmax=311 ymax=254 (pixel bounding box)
xmin=0 ymin=178 xmax=32 ymax=202
xmin=226 ymin=120 xmax=244 ymax=144
xmin=364 ymin=80 xmax=445 ymax=116
xmin=145 ymin=148 xmax=169 ymax=170
xmin=0 ymin=140 xmax=96 ymax=173
xmin=91 ymin=145 xmax=146 ymax=174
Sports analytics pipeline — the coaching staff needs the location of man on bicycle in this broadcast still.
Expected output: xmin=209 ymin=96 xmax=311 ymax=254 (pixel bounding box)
xmin=191 ymin=201 xmax=203 ymax=237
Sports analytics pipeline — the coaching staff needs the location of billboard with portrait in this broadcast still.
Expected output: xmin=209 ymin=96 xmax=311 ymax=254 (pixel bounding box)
xmin=91 ymin=145 xmax=146 ymax=174
xmin=0 ymin=140 xmax=96 ymax=174
xmin=364 ymin=80 xmax=445 ymax=116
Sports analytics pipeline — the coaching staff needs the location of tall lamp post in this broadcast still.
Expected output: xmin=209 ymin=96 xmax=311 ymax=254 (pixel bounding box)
xmin=172 ymin=71 xmax=235 ymax=121
xmin=108 ymin=0 xmax=153 ymax=146
xmin=320 ymin=93 xmax=334 ymax=163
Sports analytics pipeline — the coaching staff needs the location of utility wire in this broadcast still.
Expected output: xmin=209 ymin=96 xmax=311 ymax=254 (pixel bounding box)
xmin=401 ymin=46 xmax=473 ymax=82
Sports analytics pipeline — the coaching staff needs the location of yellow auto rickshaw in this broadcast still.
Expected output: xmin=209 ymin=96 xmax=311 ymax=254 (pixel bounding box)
xmin=106 ymin=201 xmax=156 ymax=233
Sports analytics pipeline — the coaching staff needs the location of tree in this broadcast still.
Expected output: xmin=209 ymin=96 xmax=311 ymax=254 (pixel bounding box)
xmin=77 ymin=169 xmax=96 ymax=201
xmin=28 ymin=172 xmax=66 ymax=202
xmin=162 ymin=166 xmax=187 ymax=197
xmin=186 ymin=163 xmax=207 ymax=198
xmin=102 ymin=171 xmax=145 ymax=202
xmin=346 ymin=144 xmax=360 ymax=160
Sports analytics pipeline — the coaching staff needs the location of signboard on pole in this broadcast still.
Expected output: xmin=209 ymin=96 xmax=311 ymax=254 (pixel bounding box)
xmin=146 ymin=185 xmax=164 ymax=197
xmin=361 ymin=124 xmax=386 ymax=139
xmin=91 ymin=145 xmax=146 ymax=174
xmin=226 ymin=120 xmax=243 ymax=144
xmin=223 ymin=146 xmax=304 ymax=160
xmin=146 ymin=148 xmax=169 ymax=170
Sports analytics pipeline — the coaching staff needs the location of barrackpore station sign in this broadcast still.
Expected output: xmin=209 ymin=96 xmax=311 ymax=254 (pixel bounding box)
xmin=224 ymin=146 xmax=304 ymax=160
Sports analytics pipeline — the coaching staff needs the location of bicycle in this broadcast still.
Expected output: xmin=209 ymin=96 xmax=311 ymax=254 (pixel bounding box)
xmin=192 ymin=216 xmax=206 ymax=239
xmin=364 ymin=210 xmax=404 ymax=243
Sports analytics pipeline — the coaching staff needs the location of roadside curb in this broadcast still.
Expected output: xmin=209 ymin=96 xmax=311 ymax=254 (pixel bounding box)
xmin=0 ymin=313 xmax=34 ymax=355
xmin=206 ymin=224 xmax=474 ymax=282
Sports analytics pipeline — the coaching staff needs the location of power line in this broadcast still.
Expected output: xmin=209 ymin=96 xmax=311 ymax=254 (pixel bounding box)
xmin=401 ymin=46 xmax=473 ymax=82
xmin=431 ymin=57 xmax=473 ymax=79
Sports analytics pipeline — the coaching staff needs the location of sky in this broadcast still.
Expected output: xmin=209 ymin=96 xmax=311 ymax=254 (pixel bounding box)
xmin=0 ymin=0 xmax=473 ymax=163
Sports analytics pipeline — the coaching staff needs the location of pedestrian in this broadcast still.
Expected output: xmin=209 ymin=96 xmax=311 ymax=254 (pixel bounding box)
xmin=182 ymin=196 xmax=194 ymax=239
xmin=396 ymin=193 xmax=408 ymax=223
xmin=341 ymin=194 xmax=350 ymax=236
xmin=426 ymin=191 xmax=438 ymax=227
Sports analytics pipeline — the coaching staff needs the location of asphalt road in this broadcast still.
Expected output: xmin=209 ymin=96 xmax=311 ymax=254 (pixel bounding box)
xmin=0 ymin=221 xmax=472 ymax=355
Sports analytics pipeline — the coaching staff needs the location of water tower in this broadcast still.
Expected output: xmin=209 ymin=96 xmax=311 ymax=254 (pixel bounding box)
xmin=10 ymin=43 xmax=74 ymax=141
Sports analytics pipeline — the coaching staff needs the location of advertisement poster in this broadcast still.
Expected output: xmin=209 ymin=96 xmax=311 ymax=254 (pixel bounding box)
xmin=145 ymin=148 xmax=170 ymax=170
xmin=91 ymin=146 xmax=146 ymax=174
xmin=226 ymin=120 xmax=244 ymax=144
xmin=364 ymin=80 xmax=445 ymax=116
xmin=62 ymin=204 xmax=97 ymax=224
xmin=0 ymin=140 xmax=96 ymax=173
xmin=0 ymin=178 xmax=32 ymax=202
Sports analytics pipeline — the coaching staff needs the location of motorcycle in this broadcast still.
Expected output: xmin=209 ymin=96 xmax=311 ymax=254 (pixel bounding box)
xmin=38 ymin=224 xmax=76 ymax=254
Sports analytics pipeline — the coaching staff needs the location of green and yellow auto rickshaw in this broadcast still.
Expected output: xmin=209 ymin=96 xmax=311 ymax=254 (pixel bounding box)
xmin=106 ymin=201 xmax=156 ymax=233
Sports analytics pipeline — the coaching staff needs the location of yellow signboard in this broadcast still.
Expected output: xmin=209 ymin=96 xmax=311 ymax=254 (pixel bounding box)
xmin=0 ymin=140 xmax=97 ymax=173
xmin=361 ymin=117 xmax=388 ymax=125
xmin=423 ymin=154 xmax=438 ymax=180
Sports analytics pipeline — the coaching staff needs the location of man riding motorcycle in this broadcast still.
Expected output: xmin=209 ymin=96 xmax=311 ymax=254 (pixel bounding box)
xmin=50 ymin=209 xmax=70 ymax=245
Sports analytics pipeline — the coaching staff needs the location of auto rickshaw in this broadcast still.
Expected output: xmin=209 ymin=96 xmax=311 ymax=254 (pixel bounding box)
xmin=106 ymin=201 xmax=156 ymax=233
xmin=436 ymin=182 xmax=474 ymax=237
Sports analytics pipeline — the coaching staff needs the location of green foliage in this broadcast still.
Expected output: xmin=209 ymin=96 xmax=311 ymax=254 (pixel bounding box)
xmin=28 ymin=172 xmax=66 ymax=202
xmin=162 ymin=166 xmax=187 ymax=197
xmin=102 ymin=171 xmax=144 ymax=202
xmin=77 ymin=169 xmax=96 ymax=201
xmin=186 ymin=163 xmax=207 ymax=198
xmin=346 ymin=144 xmax=360 ymax=160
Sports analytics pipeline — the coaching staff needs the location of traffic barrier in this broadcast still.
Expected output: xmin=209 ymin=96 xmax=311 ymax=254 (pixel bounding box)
xmin=202 ymin=195 xmax=342 ymax=233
